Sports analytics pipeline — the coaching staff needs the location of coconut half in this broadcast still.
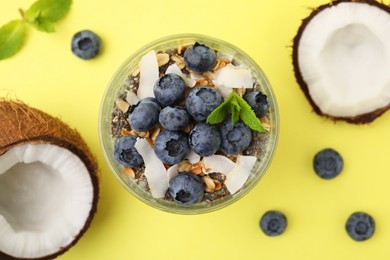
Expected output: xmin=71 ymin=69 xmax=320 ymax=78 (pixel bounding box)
xmin=293 ymin=0 xmax=390 ymax=123
xmin=0 ymin=100 xmax=99 ymax=260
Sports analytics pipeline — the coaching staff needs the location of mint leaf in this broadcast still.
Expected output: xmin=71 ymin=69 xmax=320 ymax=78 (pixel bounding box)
xmin=24 ymin=0 xmax=72 ymax=32
xmin=206 ymin=96 xmax=231 ymax=124
xmin=207 ymin=92 xmax=266 ymax=132
xmin=239 ymin=109 xmax=265 ymax=132
xmin=236 ymin=94 xmax=265 ymax=132
xmin=28 ymin=12 xmax=56 ymax=32
xmin=0 ymin=20 xmax=26 ymax=60
xmin=230 ymin=97 xmax=240 ymax=123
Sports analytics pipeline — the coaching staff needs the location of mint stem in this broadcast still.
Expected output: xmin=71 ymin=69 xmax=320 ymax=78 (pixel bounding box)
xmin=18 ymin=8 xmax=24 ymax=18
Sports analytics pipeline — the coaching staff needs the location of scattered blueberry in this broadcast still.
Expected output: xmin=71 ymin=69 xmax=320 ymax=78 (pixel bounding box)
xmin=71 ymin=30 xmax=101 ymax=60
xmin=128 ymin=97 xmax=160 ymax=131
xmin=189 ymin=123 xmax=221 ymax=157
xmin=219 ymin=119 xmax=252 ymax=155
xmin=244 ymin=91 xmax=270 ymax=118
xmin=346 ymin=212 xmax=375 ymax=241
xmin=114 ymin=135 xmax=143 ymax=167
xmin=159 ymin=106 xmax=190 ymax=131
xmin=154 ymin=130 xmax=190 ymax=164
xmin=313 ymin=148 xmax=343 ymax=179
xmin=154 ymin=74 xmax=186 ymax=106
xmin=259 ymin=210 xmax=287 ymax=236
xmin=184 ymin=42 xmax=217 ymax=73
xmin=185 ymin=86 xmax=223 ymax=122
xmin=169 ymin=172 xmax=204 ymax=205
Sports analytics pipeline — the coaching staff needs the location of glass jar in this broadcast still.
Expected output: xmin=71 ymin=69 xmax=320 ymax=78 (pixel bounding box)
xmin=99 ymin=34 xmax=279 ymax=214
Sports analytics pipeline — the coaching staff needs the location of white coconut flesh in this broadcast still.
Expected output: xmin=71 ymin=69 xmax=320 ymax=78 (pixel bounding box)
xmin=0 ymin=144 xmax=93 ymax=259
xmin=298 ymin=2 xmax=390 ymax=118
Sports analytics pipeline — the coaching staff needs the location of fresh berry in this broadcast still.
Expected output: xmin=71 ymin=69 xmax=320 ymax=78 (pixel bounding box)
xmin=71 ymin=30 xmax=101 ymax=60
xmin=159 ymin=106 xmax=190 ymax=131
xmin=219 ymin=119 xmax=252 ymax=155
xmin=184 ymin=42 xmax=217 ymax=73
xmin=259 ymin=211 xmax=287 ymax=236
xmin=244 ymin=91 xmax=270 ymax=118
xmin=153 ymin=73 xmax=186 ymax=106
xmin=154 ymin=130 xmax=190 ymax=164
xmin=169 ymin=172 xmax=204 ymax=205
xmin=313 ymin=148 xmax=343 ymax=179
xmin=128 ymin=97 xmax=160 ymax=131
xmin=185 ymin=86 xmax=223 ymax=122
xmin=189 ymin=123 xmax=221 ymax=157
xmin=114 ymin=135 xmax=143 ymax=167
xmin=345 ymin=212 xmax=375 ymax=241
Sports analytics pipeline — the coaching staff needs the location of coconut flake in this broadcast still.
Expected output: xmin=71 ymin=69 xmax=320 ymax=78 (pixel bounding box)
xmin=225 ymin=155 xmax=257 ymax=194
xmin=216 ymin=85 xmax=233 ymax=98
xmin=214 ymin=64 xmax=253 ymax=89
xmin=137 ymin=50 xmax=159 ymax=99
xmin=203 ymin=155 xmax=235 ymax=175
xmin=167 ymin=164 xmax=179 ymax=181
xmin=185 ymin=150 xmax=201 ymax=164
xmin=134 ymin=138 xmax=168 ymax=198
xmin=125 ymin=91 xmax=140 ymax=106
xmin=165 ymin=64 xmax=196 ymax=87
xmin=190 ymin=72 xmax=203 ymax=80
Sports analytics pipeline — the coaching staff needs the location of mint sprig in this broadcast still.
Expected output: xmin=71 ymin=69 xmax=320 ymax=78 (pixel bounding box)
xmin=0 ymin=20 xmax=26 ymax=60
xmin=207 ymin=92 xmax=266 ymax=132
xmin=0 ymin=0 xmax=72 ymax=60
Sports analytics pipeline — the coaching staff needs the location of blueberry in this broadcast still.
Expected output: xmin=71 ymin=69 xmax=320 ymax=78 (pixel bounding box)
xmin=313 ymin=148 xmax=343 ymax=179
xmin=159 ymin=106 xmax=190 ymax=131
xmin=184 ymin=42 xmax=216 ymax=73
xmin=154 ymin=74 xmax=186 ymax=106
xmin=169 ymin=172 xmax=204 ymax=205
xmin=114 ymin=136 xmax=143 ymax=167
xmin=219 ymin=119 xmax=252 ymax=155
xmin=189 ymin=123 xmax=221 ymax=157
xmin=185 ymin=86 xmax=223 ymax=122
xmin=128 ymin=98 xmax=160 ymax=131
xmin=244 ymin=91 xmax=270 ymax=118
xmin=259 ymin=211 xmax=287 ymax=236
xmin=346 ymin=212 xmax=375 ymax=241
xmin=154 ymin=130 xmax=190 ymax=164
xmin=71 ymin=30 xmax=101 ymax=60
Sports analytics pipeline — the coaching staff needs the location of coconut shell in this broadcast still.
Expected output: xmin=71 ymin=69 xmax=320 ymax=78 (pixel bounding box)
xmin=0 ymin=99 xmax=99 ymax=260
xmin=292 ymin=0 xmax=390 ymax=124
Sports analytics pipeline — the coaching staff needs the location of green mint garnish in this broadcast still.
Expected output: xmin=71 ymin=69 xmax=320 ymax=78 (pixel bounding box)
xmin=0 ymin=20 xmax=26 ymax=60
xmin=24 ymin=0 xmax=72 ymax=32
xmin=0 ymin=0 xmax=72 ymax=60
xmin=207 ymin=92 xmax=266 ymax=132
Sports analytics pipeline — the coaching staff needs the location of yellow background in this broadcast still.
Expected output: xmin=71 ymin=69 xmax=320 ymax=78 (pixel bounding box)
xmin=1 ymin=0 xmax=390 ymax=259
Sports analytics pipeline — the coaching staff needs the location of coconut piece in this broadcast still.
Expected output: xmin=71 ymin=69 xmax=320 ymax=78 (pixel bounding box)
xmin=216 ymin=85 xmax=233 ymax=99
xmin=203 ymin=155 xmax=236 ymax=175
xmin=0 ymin=100 xmax=98 ymax=260
xmin=137 ymin=50 xmax=159 ymax=99
xmin=125 ymin=90 xmax=140 ymax=106
xmin=167 ymin=164 xmax=179 ymax=181
xmin=225 ymin=155 xmax=257 ymax=194
xmin=190 ymin=72 xmax=203 ymax=80
xmin=185 ymin=150 xmax=201 ymax=164
xmin=134 ymin=138 xmax=168 ymax=198
xmin=293 ymin=0 xmax=390 ymax=123
xmin=165 ymin=64 xmax=196 ymax=87
xmin=213 ymin=64 xmax=254 ymax=89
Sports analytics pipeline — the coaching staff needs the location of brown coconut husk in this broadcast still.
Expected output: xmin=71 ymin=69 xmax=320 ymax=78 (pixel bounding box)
xmin=0 ymin=99 xmax=99 ymax=260
xmin=292 ymin=0 xmax=390 ymax=124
